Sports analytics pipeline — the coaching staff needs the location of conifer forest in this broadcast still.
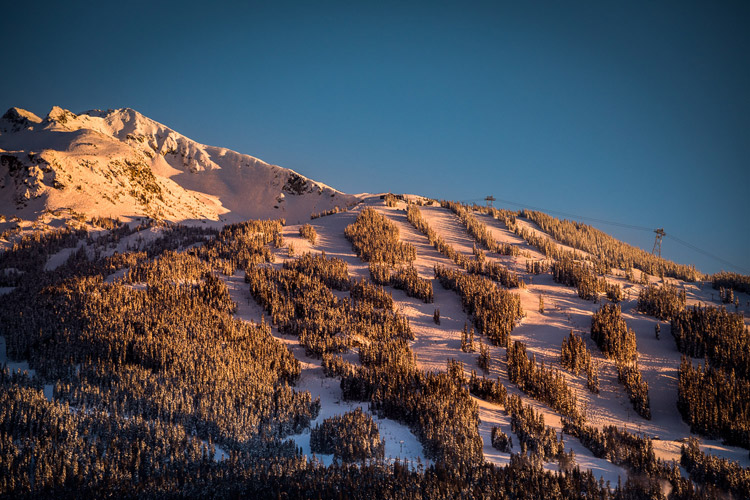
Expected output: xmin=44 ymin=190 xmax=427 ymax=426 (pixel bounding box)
xmin=1 ymin=197 xmax=748 ymax=499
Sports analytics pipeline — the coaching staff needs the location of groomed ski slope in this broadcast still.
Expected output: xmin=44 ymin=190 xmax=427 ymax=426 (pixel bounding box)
xmin=271 ymin=196 xmax=750 ymax=484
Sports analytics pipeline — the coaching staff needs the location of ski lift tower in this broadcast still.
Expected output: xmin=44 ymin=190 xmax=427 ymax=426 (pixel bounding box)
xmin=484 ymin=196 xmax=496 ymax=208
xmin=652 ymin=228 xmax=666 ymax=258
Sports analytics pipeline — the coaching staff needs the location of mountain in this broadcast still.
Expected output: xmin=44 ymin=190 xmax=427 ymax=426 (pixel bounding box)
xmin=1 ymin=156 xmax=749 ymax=496
xmin=3 ymin=107 xmax=750 ymax=499
xmin=0 ymin=106 xmax=359 ymax=224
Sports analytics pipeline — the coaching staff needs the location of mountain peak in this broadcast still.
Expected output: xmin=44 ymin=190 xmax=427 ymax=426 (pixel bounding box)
xmin=0 ymin=107 xmax=42 ymax=133
xmin=0 ymin=105 xmax=358 ymax=223
xmin=2 ymin=107 xmax=42 ymax=124
xmin=44 ymin=106 xmax=77 ymax=124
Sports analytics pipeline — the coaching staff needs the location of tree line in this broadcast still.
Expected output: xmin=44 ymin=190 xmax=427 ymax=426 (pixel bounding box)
xmin=370 ymin=263 xmax=434 ymax=303
xmin=246 ymin=263 xmax=412 ymax=357
xmin=434 ymin=264 xmax=523 ymax=346
xmin=406 ymin=204 xmax=522 ymax=289
xmin=441 ymin=201 xmax=519 ymax=257
xmin=681 ymin=437 xmax=750 ymax=499
xmin=560 ymin=330 xmax=600 ymax=394
xmin=520 ymin=209 xmax=702 ymax=282
xmin=590 ymin=304 xmax=650 ymax=419
xmin=711 ymin=271 xmax=750 ymax=295
xmin=345 ymin=208 xmax=416 ymax=265
xmin=552 ymin=256 xmax=607 ymax=301
xmin=506 ymin=340 xmax=582 ymax=421
xmin=678 ymin=357 xmax=750 ymax=450
xmin=671 ymin=305 xmax=748 ymax=379
xmin=637 ymin=284 xmax=686 ymax=321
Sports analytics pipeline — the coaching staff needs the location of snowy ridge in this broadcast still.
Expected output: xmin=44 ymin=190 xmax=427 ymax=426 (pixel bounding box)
xmin=0 ymin=106 xmax=359 ymax=224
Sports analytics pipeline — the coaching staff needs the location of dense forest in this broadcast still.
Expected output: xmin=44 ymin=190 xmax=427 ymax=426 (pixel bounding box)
xmin=671 ymin=305 xmax=749 ymax=378
xmin=283 ymin=252 xmax=351 ymax=291
xmin=670 ymin=304 xmax=750 ymax=448
xmin=711 ymin=271 xmax=750 ymax=295
xmin=0 ymin=220 xmax=327 ymax=496
xmin=0 ymin=198 xmax=748 ymax=498
xmin=681 ymin=437 xmax=750 ymax=499
xmin=0 ymin=362 xmax=666 ymax=500
xmin=345 ymin=207 xmax=416 ymax=265
xmin=552 ymin=256 xmax=607 ymax=301
xmin=678 ymin=358 xmax=750 ymax=450
xmin=309 ymin=408 xmax=385 ymax=462
xmin=246 ymin=262 xmax=412 ymax=357
xmin=637 ymin=284 xmax=687 ymax=321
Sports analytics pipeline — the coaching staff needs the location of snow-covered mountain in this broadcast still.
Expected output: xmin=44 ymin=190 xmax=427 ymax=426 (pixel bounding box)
xmin=0 ymin=106 xmax=359 ymax=224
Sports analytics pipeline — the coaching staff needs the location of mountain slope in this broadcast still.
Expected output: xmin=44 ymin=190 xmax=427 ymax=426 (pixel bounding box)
xmin=0 ymin=106 xmax=358 ymax=224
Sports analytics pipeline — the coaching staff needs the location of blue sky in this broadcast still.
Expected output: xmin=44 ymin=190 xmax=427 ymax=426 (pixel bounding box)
xmin=2 ymin=1 xmax=748 ymax=274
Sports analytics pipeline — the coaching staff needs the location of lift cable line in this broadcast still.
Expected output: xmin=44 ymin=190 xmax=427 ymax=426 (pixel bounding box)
xmin=459 ymin=196 xmax=653 ymax=231
xmin=664 ymin=234 xmax=750 ymax=274
xmin=457 ymin=195 xmax=749 ymax=274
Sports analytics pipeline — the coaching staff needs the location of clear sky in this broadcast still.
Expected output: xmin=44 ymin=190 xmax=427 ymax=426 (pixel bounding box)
xmin=2 ymin=1 xmax=748 ymax=274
